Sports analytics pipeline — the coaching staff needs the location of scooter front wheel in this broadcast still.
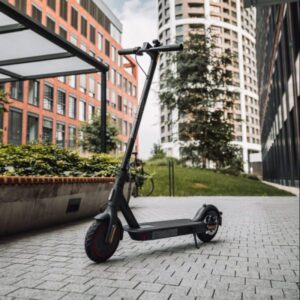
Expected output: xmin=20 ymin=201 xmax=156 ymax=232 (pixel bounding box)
xmin=197 ymin=210 xmax=220 ymax=243
xmin=85 ymin=220 xmax=121 ymax=263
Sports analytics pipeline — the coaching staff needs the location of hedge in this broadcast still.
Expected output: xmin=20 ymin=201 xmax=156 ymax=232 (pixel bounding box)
xmin=0 ymin=144 xmax=120 ymax=177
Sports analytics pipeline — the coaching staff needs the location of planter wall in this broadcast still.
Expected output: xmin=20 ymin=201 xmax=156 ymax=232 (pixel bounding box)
xmin=0 ymin=176 xmax=115 ymax=236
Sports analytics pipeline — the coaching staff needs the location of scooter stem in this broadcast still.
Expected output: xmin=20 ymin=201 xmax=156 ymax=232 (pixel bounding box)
xmin=105 ymin=51 xmax=159 ymax=233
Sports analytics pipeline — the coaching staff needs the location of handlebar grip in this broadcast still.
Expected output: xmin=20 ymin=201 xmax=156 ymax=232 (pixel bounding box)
xmin=154 ymin=44 xmax=184 ymax=52
xmin=118 ymin=47 xmax=141 ymax=55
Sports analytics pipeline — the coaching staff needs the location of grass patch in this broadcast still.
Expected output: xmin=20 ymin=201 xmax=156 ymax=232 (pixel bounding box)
xmin=141 ymin=165 xmax=292 ymax=196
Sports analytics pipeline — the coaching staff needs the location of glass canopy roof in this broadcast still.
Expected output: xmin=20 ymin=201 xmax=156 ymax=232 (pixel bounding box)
xmin=0 ymin=1 xmax=108 ymax=83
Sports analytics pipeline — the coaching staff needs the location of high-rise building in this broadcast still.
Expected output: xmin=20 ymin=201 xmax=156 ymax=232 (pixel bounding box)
xmin=0 ymin=0 xmax=138 ymax=154
xmin=256 ymin=1 xmax=299 ymax=187
xmin=158 ymin=0 xmax=260 ymax=172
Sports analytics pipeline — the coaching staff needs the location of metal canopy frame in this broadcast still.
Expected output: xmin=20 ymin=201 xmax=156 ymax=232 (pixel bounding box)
xmin=0 ymin=0 xmax=108 ymax=152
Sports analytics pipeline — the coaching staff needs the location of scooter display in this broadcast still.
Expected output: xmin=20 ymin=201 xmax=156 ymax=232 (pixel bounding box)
xmin=84 ymin=40 xmax=223 ymax=263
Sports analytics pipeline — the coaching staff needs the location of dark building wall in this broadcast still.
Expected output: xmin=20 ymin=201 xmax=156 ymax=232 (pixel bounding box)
xmin=256 ymin=2 xmax=300 ymax=187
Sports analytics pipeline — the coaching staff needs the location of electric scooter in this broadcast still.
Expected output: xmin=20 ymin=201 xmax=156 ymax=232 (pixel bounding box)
xmin=85 ymin=40 xmax=223 ymax=263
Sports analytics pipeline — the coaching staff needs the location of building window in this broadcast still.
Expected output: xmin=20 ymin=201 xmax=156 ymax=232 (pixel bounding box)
xmin=70 ymin=35 xmax=77 ymax=45
xmin=97 ymin=32 xmax=103 ymax=50
xmin=43 ymin=84 xmax=54 ymax=111
xmin=71 ymin=7 xmax=78 ymax=29
xmin=46 ymin=16 xmax=55 ymax=33
xmin=10 ymin=81 xmax=23 ymax=101
xmin=69 ymin=75 xmax=76 ymax=88
xmin=112 ymin=46 xmax=116 ymax=62
xmin=105 ymin=39 xmax=110 ymax=57
xmin=59 ymin=26 xmax=67 ymax=39
xmin=175 ymin=4 xmax=182 ymax=14
xmin=80 ymin=75 xmax=86 ymax=93
xmin=81 ymin=16 xmax=87 ymax=37
xmin=90 ymin=25 xmax=96 ymax=44
xmin=27 ymin=113 xmax=39 ymax=144
xmin=60 ymin=0 xmax=68 ymax=21
xmin=56 ymin=123 xmax=65 ymax=148
xmin=15 ymin=0 xmax=27 ymax=13
xmin=123 ymin=98 xmax=127 ymax=114
xmin=89 ymin=77 xmax=95 ymax=97
xmin=88 ymin=105 xmax=95 ymax=122
xmin=8 ymin=108 xmax=22 ymax=145
xmin=57 ymin=90 xmax=66 ymax=115
xmin=68 ymin=95 xmax=76 ymax=119
xmin=31 ymin=5 xmax=42 ymax=23
xmin=117 ymin=95 xmax=122 ymax=111
xmin=176 ymin=36 xmax=184 ymax=43
xmin=176 ymin=25 xmax=183 ymax=34
xmin=68 ymin=126 xmax=76 ymax=148
xmin=42 ymin=118 xmax=53 ymax=143
xmin=79 ymin=100 xmax=86 ymax=121
xmin=47 ymin=0 xmax=56 ymax=11
xmin=123 ymin=120 xmax=128 ymax=136
xmin=97 ymin=82 xmax=101 ymax=101
xmin=28 ymin=80 xmax=39 ymax=106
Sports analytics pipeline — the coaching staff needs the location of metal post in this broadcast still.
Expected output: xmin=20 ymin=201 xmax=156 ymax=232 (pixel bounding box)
xmin=101 ymin=71 xmax=107 ymax=153
xmin=172 ymin=160 xmax=175 ymax=196
xmin=168 ymin=160 xmax=172 ymax=197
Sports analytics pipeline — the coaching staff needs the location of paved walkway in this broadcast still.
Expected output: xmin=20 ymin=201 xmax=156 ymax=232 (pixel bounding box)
xmin=0 ymin=196 xmax=299 ymax=300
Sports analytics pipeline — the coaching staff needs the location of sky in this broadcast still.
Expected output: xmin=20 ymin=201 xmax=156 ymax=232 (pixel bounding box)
xmin=107 ymin=0 xmax=160 ymax=159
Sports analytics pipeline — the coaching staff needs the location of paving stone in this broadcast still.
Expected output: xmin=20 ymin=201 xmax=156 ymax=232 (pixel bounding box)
xmin=138 ymin=291 xmax=170 ymax=300
xmin=60 ymin=292 xmax=94 ymax=300
xmin=213 ymin=290 xmax=242 ymax=300
xmin=7 ymin=287 xmax=67 ymax=300
xmin=0 ymin=196 xmax=298 ymax=300
xmin=188 ymin=287 xmax=214 ymax=297
xmin=36 ymin=280 xmax=67 ymax=291
xmin=0 ymin=284 xmax=19 ymax=296
xmin=135 ymin=282 xmax=164 ymax=292
xmin=255 ymin=287 xmax=284 ymax=297
xmin=85 ymin=285 xmax=116 ymax=296
xmin=110 ymin=287 xmax=143 ymax=299
xmin=161 ymin=284 xmax=190 ymax=296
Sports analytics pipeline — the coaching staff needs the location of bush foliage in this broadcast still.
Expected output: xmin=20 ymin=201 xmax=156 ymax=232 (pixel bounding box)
xmin=0 ymin=144 xmax=120 ymax=177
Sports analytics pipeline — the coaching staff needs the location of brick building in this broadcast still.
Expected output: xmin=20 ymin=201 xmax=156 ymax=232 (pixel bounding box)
xmin=0 ymin=0 xmax=138 ymax=154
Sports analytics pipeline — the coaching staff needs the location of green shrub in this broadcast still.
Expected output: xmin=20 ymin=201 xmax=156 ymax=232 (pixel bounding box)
xmin=242 ymin=173 xmax=260 ymax=181
xmin=0 ymin=144 xmax=120 ymax=177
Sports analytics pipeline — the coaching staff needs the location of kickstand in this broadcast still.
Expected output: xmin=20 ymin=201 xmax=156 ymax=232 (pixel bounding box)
xmin=193 ymin=233 xmax=200 ymax=249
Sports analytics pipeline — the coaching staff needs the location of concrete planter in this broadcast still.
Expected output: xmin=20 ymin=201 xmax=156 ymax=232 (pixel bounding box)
xmin=0 ymin=176 xmax=115 ymax=236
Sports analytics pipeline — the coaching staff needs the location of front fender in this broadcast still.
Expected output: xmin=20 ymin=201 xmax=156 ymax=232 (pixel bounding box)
xmin=94 ymin=207 xmax=124 ymax=240
xmin=193 ymin=204 xmax=222 ymax=225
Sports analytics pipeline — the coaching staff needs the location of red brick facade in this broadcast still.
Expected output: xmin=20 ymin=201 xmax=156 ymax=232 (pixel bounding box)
xmin=0 ymin=0 xmax=138 ymax=154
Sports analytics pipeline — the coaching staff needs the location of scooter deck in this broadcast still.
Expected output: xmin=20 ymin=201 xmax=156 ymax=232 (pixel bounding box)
xmin=123 ymin=219 xmax=206 ymax=241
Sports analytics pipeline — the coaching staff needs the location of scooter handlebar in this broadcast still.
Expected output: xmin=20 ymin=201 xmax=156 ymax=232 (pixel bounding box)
xmin=118 ymin=47 xmax=141 ymax=55
xmin=118 ymin=44 xmax=183 ymax=56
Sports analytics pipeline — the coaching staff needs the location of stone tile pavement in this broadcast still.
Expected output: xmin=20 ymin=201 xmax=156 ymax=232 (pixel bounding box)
xmin=0 ymin=196 xmax=299 ymax=300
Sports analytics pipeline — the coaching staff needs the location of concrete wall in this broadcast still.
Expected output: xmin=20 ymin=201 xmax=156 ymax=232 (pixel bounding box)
xmin=0 ymin=177 xmax=115 ymax=236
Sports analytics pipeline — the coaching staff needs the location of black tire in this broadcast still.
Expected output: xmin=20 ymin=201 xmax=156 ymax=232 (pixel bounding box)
xmin=197 ymin=210 xmax=220 ymax=243
xmin=85 ymin=219 xmax=121 ymax=263
xmin=143 ymin=177 xmax=154 ymax=196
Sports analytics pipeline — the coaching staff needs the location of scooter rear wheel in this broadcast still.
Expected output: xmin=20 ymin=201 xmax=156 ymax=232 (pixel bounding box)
xmin=197 ymin=210 xmax=220 ymax=243
xmin=85 ymin=220 xmax=121 ymax=263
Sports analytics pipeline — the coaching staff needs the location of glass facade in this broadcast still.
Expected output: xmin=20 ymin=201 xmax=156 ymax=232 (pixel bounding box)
xmin=256 ymin=2 xmax=299 ymax=187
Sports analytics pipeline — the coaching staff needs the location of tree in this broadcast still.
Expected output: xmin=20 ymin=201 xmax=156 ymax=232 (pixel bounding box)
xmin=0 ymin=89 xmax=9 ymax=141
xmin=0 ymin=89 xmax=9 ymax=113
xmin=150 ymin=143 xmax=166 ymax=160
xmin=159 ymin=32 xmax=240 ymax=169
xmin=80 ymin=113 xmax=119 ymax=153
